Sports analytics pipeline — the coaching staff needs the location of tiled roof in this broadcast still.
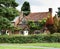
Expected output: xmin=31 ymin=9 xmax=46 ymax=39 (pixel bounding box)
xmin=24 ymin=12 xmax=49 ymax=21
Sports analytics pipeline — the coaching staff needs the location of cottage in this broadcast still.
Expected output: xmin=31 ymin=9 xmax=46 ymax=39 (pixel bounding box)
xmin=12 ymin=8 xmax=53 ymax=34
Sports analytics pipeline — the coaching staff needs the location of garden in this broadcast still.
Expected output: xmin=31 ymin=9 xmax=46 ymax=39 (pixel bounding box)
xmin=0 ymin=0 xmax=60 ymax=49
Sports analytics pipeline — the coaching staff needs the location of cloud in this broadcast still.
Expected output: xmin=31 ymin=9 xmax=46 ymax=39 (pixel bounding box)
xmin=26 ymin=0 xmax=44 ymax=6
xmin=15 ymin=0 xmax=24 ymax=5
xmin=16 ymin=0 xmax=60 ymax=16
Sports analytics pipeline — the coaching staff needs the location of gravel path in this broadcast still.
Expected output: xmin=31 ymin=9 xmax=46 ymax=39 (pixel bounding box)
xmin=0 ymin=44 xmax=60 ymax=49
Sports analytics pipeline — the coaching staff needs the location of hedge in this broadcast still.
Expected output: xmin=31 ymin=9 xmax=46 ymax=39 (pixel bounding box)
xmin=0 ymin=34 xmax=60 ymax=43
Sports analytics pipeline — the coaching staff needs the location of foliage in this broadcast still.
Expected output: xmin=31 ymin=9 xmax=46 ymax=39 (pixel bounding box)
xmin=57 ymin=7 xmax=60 ymax=17
xmin=46 ymin=15 xmax=56 ymax=34
xmin=57 ymin=20 xmax=60 ymax=32
xmin=21 ymin=1 xmax=30 ymax=16
xmin=46 ymin=24 xmax=56 ymax=34
xmin=46 ymin=14 xmax=60 ymax=34
xmin=0 ymin=34 xmax=60 ymax=43
xmin=28 ymin=19 xmax=46 ymax=30
xmin=2 ymin=7 xmax=19 ymax=21
xmin=0 ymin=0 xmax=18 ymax=7
xmin=53 ymin=15 xmax=59 ymax=32
xmin=53 ymin=15 xmax=60 ymax=33
xmin=0 ymin=16 xmax=14 ymax=30
xmin=0 ymin=0 xmax=19 ymax=32
xmin=0 ymin=0 xmax=19 ymax=21
xmin=46 ymin=13 xmax=54 ymax=34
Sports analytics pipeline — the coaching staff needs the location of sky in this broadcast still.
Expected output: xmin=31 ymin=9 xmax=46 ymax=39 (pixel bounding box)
xmin=15 ymin=0 xmax=60 ymax=16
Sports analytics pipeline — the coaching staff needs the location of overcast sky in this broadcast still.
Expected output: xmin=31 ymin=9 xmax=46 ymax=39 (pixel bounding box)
xmin=16 ymin=0 xmax=60 ymax=16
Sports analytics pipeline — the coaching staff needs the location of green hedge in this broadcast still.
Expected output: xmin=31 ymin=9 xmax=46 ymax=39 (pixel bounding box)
xmin=0 ymin=34 xmax=60 ymax=43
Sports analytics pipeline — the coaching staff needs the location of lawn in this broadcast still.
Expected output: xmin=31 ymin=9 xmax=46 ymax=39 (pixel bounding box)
xmin=0 ymin=46 xmax=44 ymax=49
xmin=19 ymin=43 xmax=60 ymax=48
xmin=0 ymin=43 xmax=60 ymax=49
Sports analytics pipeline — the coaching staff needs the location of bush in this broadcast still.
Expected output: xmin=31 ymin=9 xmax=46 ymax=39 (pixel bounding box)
xmin=46 ymin=24 xmax=56 ymax=34
xmin=0 ymin=34 xmax=60 ymax=43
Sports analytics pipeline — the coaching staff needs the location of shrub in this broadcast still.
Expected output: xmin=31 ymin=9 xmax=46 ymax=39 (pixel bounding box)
xmin=0 ymin=34 xmax=60 ymax=43
xmin=46 ymin=24 xmax=56 ymax=34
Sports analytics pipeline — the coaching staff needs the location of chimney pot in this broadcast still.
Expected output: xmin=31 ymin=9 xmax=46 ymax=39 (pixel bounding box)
xmin=49 ymin=8 xmax=52 ymax=13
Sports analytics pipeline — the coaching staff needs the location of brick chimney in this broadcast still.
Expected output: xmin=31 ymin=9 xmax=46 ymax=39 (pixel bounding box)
xmin=49 ymin=8 xmax=52 ymax=16
xmin=49 ymin=8 xmax=52 ymax=13
xmin=46 ymin=8 xmax=54 ymax=25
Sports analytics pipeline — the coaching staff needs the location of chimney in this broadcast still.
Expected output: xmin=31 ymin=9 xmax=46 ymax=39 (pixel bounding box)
xmin=49 ymin=8 xmax=52 ymax=17
xmin=46 ymin=8 xmax=54 ymax=25
xmin=49 ymin=8 xmax=52 ymax=13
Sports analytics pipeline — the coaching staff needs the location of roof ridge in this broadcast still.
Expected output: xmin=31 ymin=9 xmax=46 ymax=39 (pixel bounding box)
xmin=30 ymin=12 xmax=49 ymax=14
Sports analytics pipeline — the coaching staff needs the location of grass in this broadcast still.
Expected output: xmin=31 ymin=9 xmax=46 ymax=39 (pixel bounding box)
xmin=0 ymin=46 xmax=44 ymax=49
xmin=0 ymin=43 xmax=60 ymax=49
xmin=19 ymin=43 xmax=60 ymax=48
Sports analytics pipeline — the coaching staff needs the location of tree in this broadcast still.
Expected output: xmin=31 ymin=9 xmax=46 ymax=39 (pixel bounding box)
xmin=0 ymin=0 xmax=19 ymax=21
xmin=57 ymin=7 xmax=60 ymax=17
xmin=53 ymin=14 xmax=60 ymax=33
xmin=56 ymin=7 xmax=60 ymax=32
xmin=0 ymin=16 xmax=14 ymax=30
xmin=53 ymin=15 xmax=59 ymax=32
xmin=0 ymin=0 xmax=19 ymax=34
xmin=21 ymin=1 xmax=30 ymax=16
xmin=57 ymin=20 xmax=60 ymax=32
xmin=0 ymin=16 xmax=14 ymax=34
